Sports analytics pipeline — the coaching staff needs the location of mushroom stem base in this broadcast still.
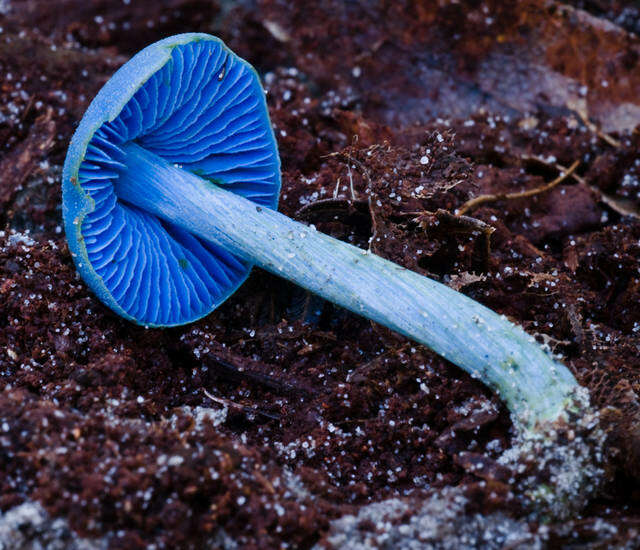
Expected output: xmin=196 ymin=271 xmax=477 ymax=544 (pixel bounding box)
xmin=114 ymin=142 xmax=580 ymax=429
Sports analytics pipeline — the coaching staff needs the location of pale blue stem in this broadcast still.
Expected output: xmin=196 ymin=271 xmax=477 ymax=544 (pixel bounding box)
xmin=115 ymin=142 xmax=579 ymax=429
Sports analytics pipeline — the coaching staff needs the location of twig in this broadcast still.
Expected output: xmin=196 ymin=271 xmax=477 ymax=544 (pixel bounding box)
xmin=574 ymin=106 xmax=621 ymax=148
xmin=367 ymin=196 xmax=379 ymax=252
xmin=333 ymin=176 xmax=341 ymax=199
xmin=456 ymin=160 xmax=579 ymax=216
xmin=347 ymin=163 xmax=357 ymax=200
xmin=395 ymin=209 xmax=496 ymax=266
xmin=346 ymin=344 xmax=409 ymax=384
xmin=202 ymin=352 xmax=314 ymax=396
xmin=203 ymin=389 xmax=280 ymax=420
xmin=435 ymin=209 xmax=495 ymax=266
xmin=524 ymin=154 xmax=640 ymax=220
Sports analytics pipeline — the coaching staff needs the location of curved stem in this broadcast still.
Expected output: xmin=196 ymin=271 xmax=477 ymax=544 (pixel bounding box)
xmin=115 ymin=142 xmax=579 ymax=429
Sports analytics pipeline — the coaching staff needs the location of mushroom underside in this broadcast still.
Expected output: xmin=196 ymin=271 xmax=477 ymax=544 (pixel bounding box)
xmin=75 ymin=39 xmax=280 ymax=326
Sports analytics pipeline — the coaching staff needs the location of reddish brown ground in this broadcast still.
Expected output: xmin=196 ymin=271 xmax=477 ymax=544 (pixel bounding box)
xmin=1 ymin=1 xmax=640 ymax=548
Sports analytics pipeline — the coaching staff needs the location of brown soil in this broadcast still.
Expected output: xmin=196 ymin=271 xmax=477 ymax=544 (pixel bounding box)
xmin=1 ymin=1 xmax=640 ymax=548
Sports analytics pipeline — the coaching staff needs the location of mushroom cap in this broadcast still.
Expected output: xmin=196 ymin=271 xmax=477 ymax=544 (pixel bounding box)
xmin=62 ymin=33 xmax=280 ymax=327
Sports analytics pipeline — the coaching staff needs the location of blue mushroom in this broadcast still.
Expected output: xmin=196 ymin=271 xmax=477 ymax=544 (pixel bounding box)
xmin=63 ymin=33 xmax=279 ymax=327
xmin=63 ymin=33 xmax=587 ymax=437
